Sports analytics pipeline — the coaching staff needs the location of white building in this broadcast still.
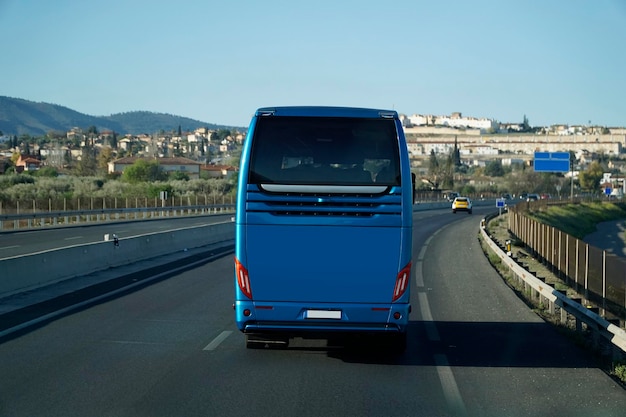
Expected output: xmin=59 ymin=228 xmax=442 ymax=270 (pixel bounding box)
xmin=401 ymin=112 xmax=499 ymax=133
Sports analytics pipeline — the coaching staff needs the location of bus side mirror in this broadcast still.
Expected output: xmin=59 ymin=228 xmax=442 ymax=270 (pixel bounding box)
xmin=411 ymin=172 xmax=416 ymax=203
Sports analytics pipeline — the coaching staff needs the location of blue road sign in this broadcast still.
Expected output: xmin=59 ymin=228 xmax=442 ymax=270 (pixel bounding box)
xmin=534 ymin=152 xmax=570 ymax=172
xmin=496 ymin=198 xmax=505 ymax=208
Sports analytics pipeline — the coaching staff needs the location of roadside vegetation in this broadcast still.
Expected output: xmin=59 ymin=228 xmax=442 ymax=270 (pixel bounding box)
xmin=526 ymin=201 xmax=626 ymax=239
xmin=0 ymin=160 xmax=238 ymax=211
xmin=482 ymin=209 xmax=626 ymax=386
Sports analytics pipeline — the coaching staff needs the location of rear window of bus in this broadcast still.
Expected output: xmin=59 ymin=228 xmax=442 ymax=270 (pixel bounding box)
xmin=248 ymin=116 xmax=401 ymax=186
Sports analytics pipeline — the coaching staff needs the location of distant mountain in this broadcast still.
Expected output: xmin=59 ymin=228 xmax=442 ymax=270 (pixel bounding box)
xmin=0 ymin=96 xmax=240 ymax=136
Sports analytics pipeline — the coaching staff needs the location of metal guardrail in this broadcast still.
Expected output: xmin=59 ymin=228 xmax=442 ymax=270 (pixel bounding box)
xmin=481 ymin=212 xmax=626 ymax=358
xmin=0 ymin=204 xmax=236 ymax=231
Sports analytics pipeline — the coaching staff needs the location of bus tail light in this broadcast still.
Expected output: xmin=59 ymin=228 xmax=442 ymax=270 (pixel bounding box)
xmin=392 ymin=262 xmax=411 ymax=302
xmin=235 ymin=257 xmax=253 ymax=299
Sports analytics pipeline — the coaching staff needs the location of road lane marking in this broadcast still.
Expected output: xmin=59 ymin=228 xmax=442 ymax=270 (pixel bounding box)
xmin=417 ymin=292 xmax=440 ymax=342
xmin=0 ymin=245 xmax=20 ymax=251
xmin=104 ymin=340 xmax=167 ymax=346
xmin=415 ymin=233 xmax=439 ymax=341
xmin=435 ymin=354 xmax=468 ymax=417
xmin=64 ymin=236 xmax=83 ymax=240
xmin=203 ymin=330 xmax=233 ymax=351
xmin=416 ymin=222 xmax=467 ymax=416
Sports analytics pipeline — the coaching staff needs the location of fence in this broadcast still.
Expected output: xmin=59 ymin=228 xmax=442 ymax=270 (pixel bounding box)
xmin=482 ymin=213 xmax=626 ymax=358
xmin=0 ymin=201 xmax=235 ymax=231
xmin=508 ymin=202 xmax=626 ymax=321
xmin=0 ymin=194 xmax=235 ymax=214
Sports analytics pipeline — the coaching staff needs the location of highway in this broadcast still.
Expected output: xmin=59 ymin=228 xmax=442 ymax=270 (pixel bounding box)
xmin=0 ymin=214 xmax=234 ymax=259
xmin=0 ymin=208 xmax=624 ymax=416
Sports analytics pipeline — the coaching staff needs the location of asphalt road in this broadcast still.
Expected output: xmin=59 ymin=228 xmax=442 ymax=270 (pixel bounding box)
xmin=0 ymin=208 xmax=624 ymax=416
xmin=583 ymin=219 xmax=626 ymax=257
xmin=0 ymin=214 xmax=234 ymax=259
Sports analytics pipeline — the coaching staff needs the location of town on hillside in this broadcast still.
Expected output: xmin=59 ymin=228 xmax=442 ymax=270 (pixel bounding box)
xmin=1 ymin=112 xmax=625 ymax=196
xmin=0 ymin=126 xmax=244 ymax=180
xmin=401 ymin=112 xmax=626 ymax=196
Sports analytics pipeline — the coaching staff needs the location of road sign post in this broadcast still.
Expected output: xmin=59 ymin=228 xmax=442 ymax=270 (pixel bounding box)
xmin=496 ymin=198 xmax=505 ymax=215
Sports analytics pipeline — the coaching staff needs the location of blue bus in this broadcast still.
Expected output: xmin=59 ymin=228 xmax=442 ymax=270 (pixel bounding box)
xmin=234 ymin=106 xmax=414 ymax=350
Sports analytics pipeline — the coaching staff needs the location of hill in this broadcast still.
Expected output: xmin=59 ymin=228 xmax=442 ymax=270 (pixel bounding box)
xmin=0 ymin=96 xmax=239 ymax=136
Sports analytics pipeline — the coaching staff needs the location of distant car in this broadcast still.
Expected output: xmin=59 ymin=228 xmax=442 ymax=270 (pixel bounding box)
xmin=526 ymin=193 xmax=539 ymax=201
xmin=519 ymin=192 xmax=528 ymax=200
xmin=452 ymin=196 xmax=472 ymax=214
xmin=540 ymin=193 xmax=551 ymax=200
xmin=501 ymin=193 xmax=511 ymax=200
xmin=446 ymin=191 xmax=460 ymax=201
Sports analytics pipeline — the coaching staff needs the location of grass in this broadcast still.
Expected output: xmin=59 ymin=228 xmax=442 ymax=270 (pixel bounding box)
xmin=480 ymin=213 xmax=626 ymax=386
xmin=527 ymin=202 xmax=626 ymax=239
xmin=613 ymin=362 xmax=626 ymax=382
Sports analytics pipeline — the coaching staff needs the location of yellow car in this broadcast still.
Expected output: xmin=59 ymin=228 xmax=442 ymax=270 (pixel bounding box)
xmin=452 ymin=196 xmax=472 ymax=214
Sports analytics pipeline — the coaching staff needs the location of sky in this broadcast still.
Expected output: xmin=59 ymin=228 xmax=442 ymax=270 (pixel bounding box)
xmin=1 ymin=0 xmax=625 ymax=128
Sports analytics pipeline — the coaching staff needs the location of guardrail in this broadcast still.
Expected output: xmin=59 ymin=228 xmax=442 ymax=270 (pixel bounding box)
xmin=0 ymin=204 xmax=236 ymax=231
xmin=1 ymin=199 xmax=497 ymax=310
xmin=481 ymin=212 xmax=626 ymax=358
xmin=1 ymin=196 xmax=501 ymax=232
xmin=0 ymin=220 xmax=235 ymax=298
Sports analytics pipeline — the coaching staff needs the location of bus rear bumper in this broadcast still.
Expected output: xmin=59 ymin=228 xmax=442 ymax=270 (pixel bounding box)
xmin=235 ymin=300 xmax=410 ymax=334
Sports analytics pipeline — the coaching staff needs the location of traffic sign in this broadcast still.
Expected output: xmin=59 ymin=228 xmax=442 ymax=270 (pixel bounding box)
xmin=496 ymin=198 xmax=505 ymax=208
xmin=534 ymin=152 xmax=570 ymax=172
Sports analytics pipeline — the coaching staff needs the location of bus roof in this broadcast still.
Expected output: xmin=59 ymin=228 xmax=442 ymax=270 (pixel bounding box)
xmin=255 ymin=106 xmax=398 ymax=119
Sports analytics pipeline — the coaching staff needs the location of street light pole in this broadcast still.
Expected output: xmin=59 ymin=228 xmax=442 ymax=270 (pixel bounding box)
xmin=570 ymin=157 xmax=574 ymax=202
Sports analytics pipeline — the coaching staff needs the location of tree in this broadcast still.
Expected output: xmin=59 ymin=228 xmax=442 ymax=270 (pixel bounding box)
xmin=170 ymin=171 xmax=190 ymax=181
xmin=74 ymin=146 xmax=98 ymax=176
xmin=97 ymin=147 xmax=115 ymax=172
xmin=110 ymin=132 xmax=118 ymax=149
xmin=121 ymin=159 xmax=168 ymax=183
xmin=578 ymin=161 xmax=604 ymax=192
xmin=441 ymin=153 xmax=454 ymax=189
xmin=86 ymin=125 xmax=99 ymax=147
xmin=484 ymin=159 xmax=505 ymax=177
xmin=522 ymin=114 xmax=530 ymax=132
xmin=33 ymin=166 xmax=59 ymax=177
xmin=427 ymin=150 xmax=440 ymax=189
xmin=452 ymin=136 xmax=461 ymax=168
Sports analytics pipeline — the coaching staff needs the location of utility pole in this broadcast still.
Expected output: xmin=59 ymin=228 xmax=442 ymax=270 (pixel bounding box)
xmin=570 ymin=156 xmax=574 ymax=202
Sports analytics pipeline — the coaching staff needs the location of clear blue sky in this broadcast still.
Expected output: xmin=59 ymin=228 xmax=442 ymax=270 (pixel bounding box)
xmin=1 ymin=0 xmax=625 ymax=128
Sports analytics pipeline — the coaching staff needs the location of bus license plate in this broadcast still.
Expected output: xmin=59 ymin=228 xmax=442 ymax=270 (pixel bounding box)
xmin=306 ymin=310 xmax=342 ymax=319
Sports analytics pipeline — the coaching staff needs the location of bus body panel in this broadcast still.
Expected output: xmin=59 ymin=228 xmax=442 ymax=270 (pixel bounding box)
xmin=244 ymin=224 xmax=405 ymax=303
xmin=234 ymin=106 xmax=413 ymax=341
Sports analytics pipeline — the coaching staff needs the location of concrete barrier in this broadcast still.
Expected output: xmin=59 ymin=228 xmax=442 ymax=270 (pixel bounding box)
xmin=0 ymin=221 xmax=234 ymax=297
xmin=1 ymin=201 xmax=497 ymax=298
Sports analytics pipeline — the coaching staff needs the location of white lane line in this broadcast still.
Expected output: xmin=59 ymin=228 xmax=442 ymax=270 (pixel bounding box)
xmin=0 ymin=245 xmax=20 ymax=250
xmin=203 ymin=330 xmax=233 ymax=351
xmin=64 ymin=236 xmax=83 ymax=241
xmin=415 ymin=222 xmax=466 ymax=416
xmin=417 ymin=292 xmax=440 ymax=342
xmin=104 ymin=340 xmax=167 ymax=346
xmin=434 ymin=354 xmax=468 ymax=417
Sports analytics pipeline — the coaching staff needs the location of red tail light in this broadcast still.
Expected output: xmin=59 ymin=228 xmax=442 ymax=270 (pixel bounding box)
xmin=235 ymin=257 xmax=252 ymax=299
xmin=392 ymin=262 xmax=411 ymax=302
